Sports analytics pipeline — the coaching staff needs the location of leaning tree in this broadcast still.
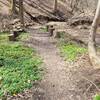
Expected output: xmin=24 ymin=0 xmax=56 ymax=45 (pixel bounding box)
xmin=88 ymin=0 xmax=100 ymax=68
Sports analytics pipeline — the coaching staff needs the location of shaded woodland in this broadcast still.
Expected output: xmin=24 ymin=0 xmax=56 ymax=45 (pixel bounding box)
xmin=0 ymin=0 xmax=100 ymax=100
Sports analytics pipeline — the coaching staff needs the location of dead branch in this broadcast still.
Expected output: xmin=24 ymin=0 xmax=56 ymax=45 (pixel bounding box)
xmin=82 ymin=76 xmax=100 ymax=92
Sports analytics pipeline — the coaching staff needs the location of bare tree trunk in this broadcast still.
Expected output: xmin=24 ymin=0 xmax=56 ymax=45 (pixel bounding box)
xmin=11 ymin=0 xmax=16 ymax=16
xmin=54 ymin=0 xmax=58 ymax=13
xmin=19 ymin=0 xmax=24 ymax=28
xmin=88 ymin=0 xmax=100 ymax=68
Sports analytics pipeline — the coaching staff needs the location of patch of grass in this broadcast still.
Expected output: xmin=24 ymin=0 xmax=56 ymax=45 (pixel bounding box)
xmin=60 ymin=43 xmax=87 ymax=61
xmin=0 ymin=33 xmax=42 ymax=97
xmin=0 ymin=32 xmax=29 ymax=43
xmin=93 ymin=94 xmax=100 ymax=100
xmin=57 ymin=32 xmax=65 ymax=38
xmin=0 ymin=33 xmax=9 ymax=42
xmin=40 ymin=27 xmax=47 ymax=32
xmin=17 ymin=32 xmax=29 ymax=41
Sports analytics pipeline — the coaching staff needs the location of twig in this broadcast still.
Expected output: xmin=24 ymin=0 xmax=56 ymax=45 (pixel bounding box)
xmin=83 ymin=83 xmax=93 ymax=100
xmin=82 ymin=76 xmax=100 ymax=92
xmin=85 ymin=84 xmax=93 ymax=93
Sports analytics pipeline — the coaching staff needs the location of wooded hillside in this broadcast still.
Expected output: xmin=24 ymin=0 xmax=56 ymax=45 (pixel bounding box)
xmin=0 ymin=0 xmax=100 ymax=100
xmin=0 ymin=0 xmax=98 ymax=31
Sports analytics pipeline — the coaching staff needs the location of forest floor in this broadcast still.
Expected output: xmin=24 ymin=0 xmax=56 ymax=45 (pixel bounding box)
xmin=19 ymin=27 xmax=100 ymax=100
xmin=0 ymin=1 xmax=99 ymax=100
xmin=7 ymin=25 xmax=100 ymax=100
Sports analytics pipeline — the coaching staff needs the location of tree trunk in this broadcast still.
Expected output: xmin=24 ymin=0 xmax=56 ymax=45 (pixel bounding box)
xmin=19 ymin=0 xmax=24 ymax=28
xmin=54 ymin=0 xmax=58 ymax=13
xmin=11 ymin=0 xmax=16 ymax=16
xmin=88 ymin=0 xmax=100 ymax=68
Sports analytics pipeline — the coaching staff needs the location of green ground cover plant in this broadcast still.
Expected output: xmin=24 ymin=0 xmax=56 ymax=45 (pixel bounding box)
xmin=0 ymin=33 xmax=42 ymax=97
xmin=94 ymin=94 xmax=100 ymax=100
xmin=60 ymin=42 xmax=87 ymax=61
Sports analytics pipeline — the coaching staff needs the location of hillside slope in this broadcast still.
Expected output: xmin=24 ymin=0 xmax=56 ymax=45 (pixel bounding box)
xmin=0 ymin=0 xmax=98 ymax=31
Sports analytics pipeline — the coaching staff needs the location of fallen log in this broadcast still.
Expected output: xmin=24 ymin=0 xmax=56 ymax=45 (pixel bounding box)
xmin=68 ymin=15 xmax=93 ymax=26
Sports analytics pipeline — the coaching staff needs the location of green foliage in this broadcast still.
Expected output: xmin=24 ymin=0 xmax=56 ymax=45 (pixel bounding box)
xmin=0 ymin=32 xmax=29 ymax=43
xmin=60 ymin=43 xmax=87 ymax=61
xmin=40 ymin=27 xmax=47 ymax=32
xmin=0 ymin=33 xmax=42 ymax=97
xmin=17 ymin=32 xmax=29 ymax=41
xmin=94 ymin=94 xmax=100 ymax=100
xmin=57 ymin=32 xmax=65 ymax=38
xmin=0 ymin=33 xmax=9 ymax=42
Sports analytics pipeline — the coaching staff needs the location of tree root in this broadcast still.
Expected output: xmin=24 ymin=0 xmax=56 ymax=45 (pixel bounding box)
xmin=88 ymin=41 xmax=100 ymax=69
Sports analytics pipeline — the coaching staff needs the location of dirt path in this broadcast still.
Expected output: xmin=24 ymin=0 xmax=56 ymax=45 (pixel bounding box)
xmin=8 ymin=26 xmax=100 ymax=100
xmin=25 ymin=29 xmax=91 ymax=100
xmin=17 ymin=25 xmax=100 ymax=100
xmin=28 ymin=32 xmax=70 ymax=100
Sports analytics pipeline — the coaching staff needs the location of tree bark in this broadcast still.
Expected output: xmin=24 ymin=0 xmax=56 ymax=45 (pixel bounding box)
xmin=19 ymin=0 xmax=24 ymax=28
xmin=54 ymin=0 xmax=58 ymax=13
xmin=11 ymin=0 xmax=16 ymax=16
xmin=88 ymin=0 xmax=100 ymax=68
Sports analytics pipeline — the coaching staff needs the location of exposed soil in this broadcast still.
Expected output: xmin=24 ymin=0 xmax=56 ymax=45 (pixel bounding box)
xmin=0 ymin=0 xmax=99 ymax=99
xmin=7 ymin=26 xmax=100 ymax=100
xmin=27 ymin=27 xmax=100 ymax=100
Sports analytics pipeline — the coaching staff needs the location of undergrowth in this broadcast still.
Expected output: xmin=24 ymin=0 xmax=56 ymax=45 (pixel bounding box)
xmin=40 ymin=27 xmax=47 ymax=32
xmin=17 ymin=32 xmax=30 ymax=40
xmin=0 ymin=33 xmax=42 ymax=98
xmin=59 ymin=41 xmax=87 ymax=61
xmin=94 ymin=94 xmax=100 ymax=100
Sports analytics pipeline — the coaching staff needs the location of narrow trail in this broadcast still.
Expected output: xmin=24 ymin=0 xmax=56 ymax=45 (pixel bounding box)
xmin=25 ymin=29 xmax=92 ymax=100
xmin=34 ymin=37 xmax=70 ymax=100
xmin=28 ymin=31 xmax=72 ymax=100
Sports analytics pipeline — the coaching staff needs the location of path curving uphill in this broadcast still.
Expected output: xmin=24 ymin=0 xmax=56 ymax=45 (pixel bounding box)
xmin=24 ymin=29 xmax=92 ymax=100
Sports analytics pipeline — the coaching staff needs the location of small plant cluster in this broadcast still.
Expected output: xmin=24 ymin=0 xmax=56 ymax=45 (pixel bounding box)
xmin=17 ymin=32 xmax=29 ymax=40
xmin=0 ymin=33 xmax=42 ymax=97
xmin=0 ymin=33 xmax=8 ymax=42
xmin=94 ymin=94 xmax=100 ymax=100
xmin=60 ymin=43 xmax=87 ymax=61
xmin=40 ymin=27 xmax=48 ymax=32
